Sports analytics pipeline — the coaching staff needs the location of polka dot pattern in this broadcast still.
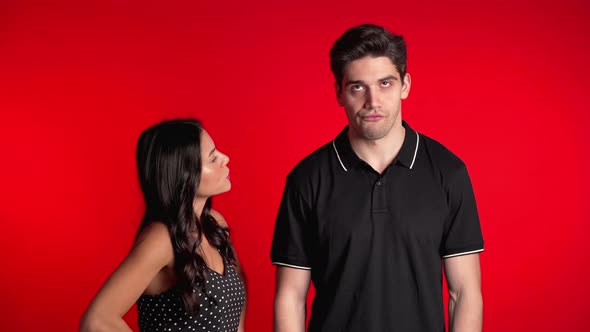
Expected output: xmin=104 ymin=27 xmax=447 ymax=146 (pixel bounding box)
xmin=137 ymin=261 xmax=245 ymax=332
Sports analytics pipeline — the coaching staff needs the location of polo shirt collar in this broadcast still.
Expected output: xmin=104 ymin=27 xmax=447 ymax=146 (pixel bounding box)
xmin=332 ymin=120 xmax=420 ymax=172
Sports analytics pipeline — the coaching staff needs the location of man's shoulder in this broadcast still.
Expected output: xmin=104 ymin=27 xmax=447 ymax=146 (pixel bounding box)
xmin=286 ymin=140 xmax=333 ymax=182
xmin=419 ymin=132 xmax=467 ymax=174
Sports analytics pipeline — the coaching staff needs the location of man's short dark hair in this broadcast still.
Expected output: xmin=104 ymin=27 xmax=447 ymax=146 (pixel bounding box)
xmin=330 ymin=24 xmax=407 ymax=88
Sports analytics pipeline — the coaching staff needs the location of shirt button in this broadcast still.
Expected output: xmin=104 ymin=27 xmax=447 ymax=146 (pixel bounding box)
xmin=376 ymin=181 xmax=382 ymax=186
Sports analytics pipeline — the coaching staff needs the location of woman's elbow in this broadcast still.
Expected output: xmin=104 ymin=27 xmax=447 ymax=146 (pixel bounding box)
xmin=79 ymin=312 xmax=106 ymax=332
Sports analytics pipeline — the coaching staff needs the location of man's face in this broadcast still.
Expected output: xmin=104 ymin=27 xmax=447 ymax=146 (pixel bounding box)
xmin=337 ymin=56 xmax=411 ymax=140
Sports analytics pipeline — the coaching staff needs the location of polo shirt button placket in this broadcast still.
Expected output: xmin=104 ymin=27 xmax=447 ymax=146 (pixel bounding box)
xmin=372 ymin=178 xmax=388 ymax=213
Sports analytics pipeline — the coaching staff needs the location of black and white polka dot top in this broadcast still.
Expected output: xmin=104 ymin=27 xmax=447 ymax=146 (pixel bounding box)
xmin=137 ymin=261 xmax=245 ymax=332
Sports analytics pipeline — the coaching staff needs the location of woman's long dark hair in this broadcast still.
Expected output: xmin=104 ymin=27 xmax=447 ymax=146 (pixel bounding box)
xmin=135 ymin=118 xmax=237 ymax=315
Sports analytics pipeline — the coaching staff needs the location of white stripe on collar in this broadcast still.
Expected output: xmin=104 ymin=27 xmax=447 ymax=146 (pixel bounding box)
xmin=333 ymin=131 xmax=418 ymax=171
xmin=409 ymin=131 xmax=420 ymax=170
xmin=332 ymin=140 xmax=348 ymax=172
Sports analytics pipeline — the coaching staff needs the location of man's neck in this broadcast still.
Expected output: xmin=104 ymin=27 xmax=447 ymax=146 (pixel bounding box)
xmin=348 ymin=122 xmax=405 ymax=174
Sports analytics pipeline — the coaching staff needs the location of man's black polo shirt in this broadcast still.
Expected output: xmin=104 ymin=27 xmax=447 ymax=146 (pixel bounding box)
xmin=271 ymin=121 xmax=484 ymax=332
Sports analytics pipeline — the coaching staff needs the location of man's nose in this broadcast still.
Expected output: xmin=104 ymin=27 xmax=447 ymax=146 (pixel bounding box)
xmin=364 ymin=87 xmax=381 ymax=110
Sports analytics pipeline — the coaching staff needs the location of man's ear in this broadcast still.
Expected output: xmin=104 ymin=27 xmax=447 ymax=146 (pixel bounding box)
xmin=401 ymin=73 xmax=411 ymax=100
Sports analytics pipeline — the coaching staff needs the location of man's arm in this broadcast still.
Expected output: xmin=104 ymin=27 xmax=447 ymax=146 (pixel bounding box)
xmin=444 ymin=253 xmax=482 ymax=332
xmin=274 ymin=266 xmax=311 ymax=332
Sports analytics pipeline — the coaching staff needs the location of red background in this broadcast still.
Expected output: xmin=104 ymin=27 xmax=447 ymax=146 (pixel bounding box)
xmin=1 ymin=0 xmax=589 ymax=331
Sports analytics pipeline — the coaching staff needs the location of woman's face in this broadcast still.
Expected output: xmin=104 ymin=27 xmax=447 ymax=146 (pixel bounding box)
xmin=196 ymin=130 xmax=231 ymax=198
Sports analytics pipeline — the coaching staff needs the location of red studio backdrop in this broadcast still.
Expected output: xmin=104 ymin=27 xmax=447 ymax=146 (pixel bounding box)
xmin=1 ymin=0 xmax=589 ymax=331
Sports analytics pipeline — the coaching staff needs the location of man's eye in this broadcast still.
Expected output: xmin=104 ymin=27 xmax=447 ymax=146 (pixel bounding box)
xmin=212 ymin=156 xmax=218 ymax=162
xmin=351 ymin=85 xmax=364 ymax=91
xmin=381 ymin=81 xmax=392 ymax=87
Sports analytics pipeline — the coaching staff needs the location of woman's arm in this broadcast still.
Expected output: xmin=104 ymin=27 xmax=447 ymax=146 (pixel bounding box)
xmin=80 ymin=222 xmax=174 ymax=332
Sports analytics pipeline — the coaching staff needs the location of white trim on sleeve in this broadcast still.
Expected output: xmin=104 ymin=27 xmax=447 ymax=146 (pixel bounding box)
xmin=442 ymin=248 xmax=484 ymax=259
xmin=272 ymin=262 xmax=312 ymax=270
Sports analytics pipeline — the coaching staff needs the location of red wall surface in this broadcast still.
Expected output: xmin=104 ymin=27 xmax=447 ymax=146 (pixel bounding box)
xmin=1 ymin=0 xmax=589 ymax=331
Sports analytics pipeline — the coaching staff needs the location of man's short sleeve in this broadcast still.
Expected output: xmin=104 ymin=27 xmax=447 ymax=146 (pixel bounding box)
xmin=440 ymin=165 xmax=484 ymax=259
xmin=270 ymin=175 xmax=313 ymax=270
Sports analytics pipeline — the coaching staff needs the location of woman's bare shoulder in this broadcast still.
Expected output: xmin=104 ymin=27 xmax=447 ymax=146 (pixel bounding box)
xmin=210 ymin=209 xmax=228 ymax=227
xmin=133 ymin=221 xmax=175 ymax=267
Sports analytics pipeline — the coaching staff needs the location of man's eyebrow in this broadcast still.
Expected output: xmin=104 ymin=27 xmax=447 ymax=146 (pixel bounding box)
xmin=345 ymin=75 xmax=398 ymax=86
xmin=345 ymin=80 xmax=366 ymax=87
xmin=378 ymin=75 xmax=398 ymax=81
xmin=209 ymin=147 xmax=216 ymax=157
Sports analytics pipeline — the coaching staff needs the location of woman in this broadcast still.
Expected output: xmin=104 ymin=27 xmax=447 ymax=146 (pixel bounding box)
xmin=81 ymin=119 xmax=246 ymax=332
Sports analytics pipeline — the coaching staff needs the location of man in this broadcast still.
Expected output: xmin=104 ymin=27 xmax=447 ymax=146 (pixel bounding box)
xmin=271 ymin=24 xmax=484 ymax=331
